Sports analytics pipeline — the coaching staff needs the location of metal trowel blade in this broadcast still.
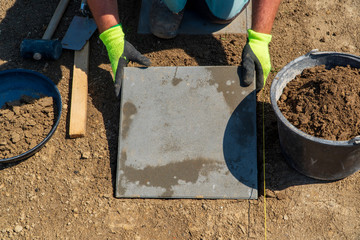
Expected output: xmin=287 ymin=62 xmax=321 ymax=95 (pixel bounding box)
xmin=62 ymin=16 xmax=97 ymax=51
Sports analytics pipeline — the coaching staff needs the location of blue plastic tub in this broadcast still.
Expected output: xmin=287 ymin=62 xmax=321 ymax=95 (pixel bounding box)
xmin=0 ymin=69 xmax=62 ymax=163
xmin=270 ymin=50 xmax=360 ymax=180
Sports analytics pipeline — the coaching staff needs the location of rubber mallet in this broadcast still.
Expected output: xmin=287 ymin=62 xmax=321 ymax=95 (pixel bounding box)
xmin=20 ymin=0 xmax=70 ymax=60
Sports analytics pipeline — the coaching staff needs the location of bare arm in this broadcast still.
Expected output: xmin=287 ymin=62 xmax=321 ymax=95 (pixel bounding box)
xmin=87 ymin=0 xmax=119 ymax=33
xmin=251 ymin=0 xmax=281 ymax=34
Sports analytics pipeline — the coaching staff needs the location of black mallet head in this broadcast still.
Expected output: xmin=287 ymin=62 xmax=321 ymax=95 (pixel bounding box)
xmin=20 ymin=39 xmax=63 ymax=60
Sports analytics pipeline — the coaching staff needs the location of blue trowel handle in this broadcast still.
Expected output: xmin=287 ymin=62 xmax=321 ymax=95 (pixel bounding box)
xmin=80 ymin=0 xmax=91 ymax=17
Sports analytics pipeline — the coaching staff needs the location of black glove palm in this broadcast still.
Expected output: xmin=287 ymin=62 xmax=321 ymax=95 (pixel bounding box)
xmin=114 ymin=41 xmax=151 ymax=98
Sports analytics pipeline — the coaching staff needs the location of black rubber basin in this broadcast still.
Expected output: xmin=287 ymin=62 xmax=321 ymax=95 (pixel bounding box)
xmin=270 ymin=50 xmax=360 ymax=180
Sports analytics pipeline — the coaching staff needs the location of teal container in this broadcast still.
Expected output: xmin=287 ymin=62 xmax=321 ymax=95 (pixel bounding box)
xmin=0 ymin=69 xmax=62 ymax=163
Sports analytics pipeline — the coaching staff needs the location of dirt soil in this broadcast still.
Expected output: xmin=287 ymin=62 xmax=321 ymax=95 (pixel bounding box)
xmin=1 ymin=0 xmax=360 ymax=239
xmin=278 ymin=65 xmax=360 ymax=141
xmin=0 ymin=96 xmax=56 ymax=159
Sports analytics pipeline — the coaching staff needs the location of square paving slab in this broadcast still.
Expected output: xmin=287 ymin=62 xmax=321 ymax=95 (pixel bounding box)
xmin=116 ymin=66 xmax=257 ymax=199
xmin=138 ymin=0 xmax=251 ymax=35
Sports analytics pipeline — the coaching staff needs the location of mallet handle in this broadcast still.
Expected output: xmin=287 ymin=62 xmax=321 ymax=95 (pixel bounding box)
xmin=43 ymin=0 xmax=71 ymax=40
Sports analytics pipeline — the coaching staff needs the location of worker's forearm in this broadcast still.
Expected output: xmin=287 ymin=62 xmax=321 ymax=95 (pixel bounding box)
xmin=251 ymin=0 xmax=281 ymax=34
xmin=87 ymin=0 xmax=119 ymax=33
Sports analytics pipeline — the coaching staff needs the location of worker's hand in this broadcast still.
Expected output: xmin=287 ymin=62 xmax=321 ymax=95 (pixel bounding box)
xmin=240 ymin=29 xmax=272 ymax=91
xmin=100 ymin=24 xmax=151 ymax=98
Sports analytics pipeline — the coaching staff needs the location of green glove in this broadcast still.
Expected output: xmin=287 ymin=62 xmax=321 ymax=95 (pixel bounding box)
xmin=100 ymin=24 xmax=151 ymax=97
xmin=241 ymin=29 xmax=272 ymax=90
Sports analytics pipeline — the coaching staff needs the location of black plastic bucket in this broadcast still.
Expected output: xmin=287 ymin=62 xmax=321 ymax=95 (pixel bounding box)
xmin=0 ymin=69 xmax=62 ymax=163
xmin=270 ymin=50 xmax=360 ymax=180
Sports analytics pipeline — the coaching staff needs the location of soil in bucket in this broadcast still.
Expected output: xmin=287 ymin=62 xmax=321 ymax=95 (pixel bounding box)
xmin=0 ymin=95 xmax=56 ymax=159
xmin=277 ymin=65 xmax=360 ymax=141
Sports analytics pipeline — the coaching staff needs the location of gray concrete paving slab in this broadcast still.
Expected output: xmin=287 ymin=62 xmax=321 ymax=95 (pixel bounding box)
xmin=138 ymin=0 xmax=251 ymax=35
xmin=116 ymin=66 xmax=257 ymax=199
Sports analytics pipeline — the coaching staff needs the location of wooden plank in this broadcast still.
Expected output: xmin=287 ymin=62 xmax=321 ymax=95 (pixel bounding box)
xmin=69 ymin=41 xmax=89 ymax=138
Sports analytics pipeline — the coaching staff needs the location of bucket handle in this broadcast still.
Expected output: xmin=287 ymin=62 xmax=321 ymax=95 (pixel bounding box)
xmin=349 ymin=136 xmax=360 ymax=145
